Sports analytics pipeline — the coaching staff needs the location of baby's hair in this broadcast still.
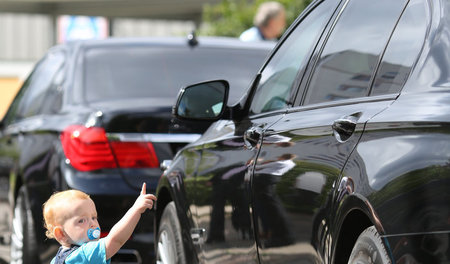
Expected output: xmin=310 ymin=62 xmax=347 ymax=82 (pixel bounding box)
xmin=43 ymin=189 xmax=90 ymax=239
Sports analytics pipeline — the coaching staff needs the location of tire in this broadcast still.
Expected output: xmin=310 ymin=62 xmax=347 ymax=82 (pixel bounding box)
xmin=156 ymin=201 xmax=186 ymax=264
xmin=10 ymin=187 xmax=39 ymax=264
xmin=348 ymin=226 xmax=391 ymax=264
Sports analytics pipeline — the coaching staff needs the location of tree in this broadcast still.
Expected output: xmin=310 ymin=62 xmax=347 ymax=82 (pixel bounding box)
xmin=200 ymin=0 xmax=312 ymax=37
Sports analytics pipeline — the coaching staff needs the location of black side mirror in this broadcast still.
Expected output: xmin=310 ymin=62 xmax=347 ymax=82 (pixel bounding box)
xmin=174 ymin=80 xmax=229 ymax=120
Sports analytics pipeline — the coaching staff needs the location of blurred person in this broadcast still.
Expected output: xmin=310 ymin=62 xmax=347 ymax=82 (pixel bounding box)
xmin=240 ymin=1 xmax=286 ymax=42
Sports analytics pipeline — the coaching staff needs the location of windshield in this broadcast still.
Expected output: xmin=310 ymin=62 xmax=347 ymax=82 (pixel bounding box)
xmin=82 ymin=45 xmax=270 ymax=104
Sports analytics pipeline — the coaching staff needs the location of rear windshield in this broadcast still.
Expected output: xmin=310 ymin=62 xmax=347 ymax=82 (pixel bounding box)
xmin=82 ymin=45 xmax=270 ymax=104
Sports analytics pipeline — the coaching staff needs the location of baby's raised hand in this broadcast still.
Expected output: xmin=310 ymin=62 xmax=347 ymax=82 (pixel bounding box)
xmin=133 ymin=182 xmax=157 ymax=214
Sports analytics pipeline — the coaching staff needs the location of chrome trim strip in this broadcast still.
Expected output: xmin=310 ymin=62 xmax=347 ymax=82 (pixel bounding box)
xmin=106 ymin=133 xmax=201 ymax=143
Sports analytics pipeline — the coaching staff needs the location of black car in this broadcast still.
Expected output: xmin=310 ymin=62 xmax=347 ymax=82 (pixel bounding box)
xmin=0 ymin=36 xmax=273 ymax=264
xmin=155 ymin=0 xmax=450 ymax=263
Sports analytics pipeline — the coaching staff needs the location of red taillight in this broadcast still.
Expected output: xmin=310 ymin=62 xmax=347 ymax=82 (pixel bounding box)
xmin=110 ymin=141 xmax=159 ymax=168
xmin=61 ymin=125 xmax=159 ymax=171
xmin=61 ymin=125 xmax=116 ymax=171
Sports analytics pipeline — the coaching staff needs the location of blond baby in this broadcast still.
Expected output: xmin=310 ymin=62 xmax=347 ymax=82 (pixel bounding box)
xmin=43 ymin=183 xmax=156 ymax=264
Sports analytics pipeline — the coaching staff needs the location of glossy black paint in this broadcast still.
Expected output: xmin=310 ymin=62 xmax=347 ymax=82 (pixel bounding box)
xmin=0 ymin=37 xmax=273 ymax=263
xmin=156 ymin=0 xmax=450 ymax=263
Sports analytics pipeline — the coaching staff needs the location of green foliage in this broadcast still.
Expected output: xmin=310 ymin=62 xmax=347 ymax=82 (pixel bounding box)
xmin=201 ymin=0 xmax=312 ymax=37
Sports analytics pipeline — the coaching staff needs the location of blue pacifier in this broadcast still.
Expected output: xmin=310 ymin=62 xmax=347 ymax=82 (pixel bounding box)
xmin=87 ymin=227 xmax=101 ymax=240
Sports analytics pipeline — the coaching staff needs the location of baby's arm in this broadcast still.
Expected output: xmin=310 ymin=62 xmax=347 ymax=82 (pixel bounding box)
xmin=104 ymin=182 xmax=156 ymax=260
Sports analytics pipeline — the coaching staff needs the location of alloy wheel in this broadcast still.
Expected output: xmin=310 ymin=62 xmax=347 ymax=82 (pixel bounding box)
xmin=156 ymin=229 xmax=176 ymax=264
xmin=10 ymin=198 xmax=24 ymax=264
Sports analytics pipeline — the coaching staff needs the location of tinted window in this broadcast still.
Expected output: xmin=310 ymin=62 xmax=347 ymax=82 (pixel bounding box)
xmin=40 ymin=64 xmax=64 ymax=115
xmin=83 ymin=46 xmax=269 ymax=104
xmin=249 ymin=0 xmax=337 ymax=115
xmin=303 ymin=0 xmax=408 ymax=105
xmin=371 ymin=0 xmax=428 ymax=96
xmin=10 ymin=51 xmax=64 ymax=121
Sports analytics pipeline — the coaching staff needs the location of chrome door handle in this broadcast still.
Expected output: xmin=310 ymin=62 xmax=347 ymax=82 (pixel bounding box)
xmin=332 ymin=113 xmax=361 ymax=142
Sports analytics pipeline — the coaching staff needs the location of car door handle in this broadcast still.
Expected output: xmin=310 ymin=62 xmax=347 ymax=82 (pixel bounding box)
xmin=332 ymin=113 xmax=361 ymax=142
xmin=244 ymin=126 xmax=263 ymax=149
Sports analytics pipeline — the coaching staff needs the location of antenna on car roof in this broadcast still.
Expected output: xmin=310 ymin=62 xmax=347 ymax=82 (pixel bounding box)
xmin=187 ymin=30 xmax=198 ymax=47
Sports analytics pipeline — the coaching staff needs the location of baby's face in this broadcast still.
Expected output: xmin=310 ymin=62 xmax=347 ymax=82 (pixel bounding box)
xmin=61 ymin=198 xmax=100 ymax=246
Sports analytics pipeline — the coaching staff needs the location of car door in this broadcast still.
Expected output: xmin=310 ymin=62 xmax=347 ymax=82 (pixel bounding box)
xmin=340 ymin=0 xmax=439 ymax=261
xmin=250 ymin=0 xmax=409 ymax=262
xmin=189 ymin=2 xmax=340 ymax=263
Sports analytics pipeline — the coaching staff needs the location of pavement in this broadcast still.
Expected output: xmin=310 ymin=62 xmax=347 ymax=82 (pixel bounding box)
xmin=0 ymin=244 xmax=9 ymax=264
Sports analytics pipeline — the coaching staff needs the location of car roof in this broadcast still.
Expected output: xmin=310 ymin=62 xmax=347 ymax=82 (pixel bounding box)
xmin=54 ymin=35 xmax=276 ymax=53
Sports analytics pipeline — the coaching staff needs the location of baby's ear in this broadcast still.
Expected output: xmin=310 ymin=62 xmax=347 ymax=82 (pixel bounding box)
xmin=53 ymin=226 xmax=66 ymax=242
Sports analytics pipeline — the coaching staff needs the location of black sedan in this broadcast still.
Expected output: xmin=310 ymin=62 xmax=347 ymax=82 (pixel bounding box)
xmin=155 ymin=0 xmax=450 ymax=263
xmin=0 ymin=36 xmax=273 ymax=264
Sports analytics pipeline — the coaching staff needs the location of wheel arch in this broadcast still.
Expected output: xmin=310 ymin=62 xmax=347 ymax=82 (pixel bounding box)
xmin=154 ymin=167 xmax=199 ymax=263
xmin=333 ymin=208 xmax=372 ymax=263
xmin=155 ymin=185 xmax=172 ymax=237
xmin=10 ymin=162 xmax=23 ymax=207
xmin=332 ymin=194 xmax=385 ymax=263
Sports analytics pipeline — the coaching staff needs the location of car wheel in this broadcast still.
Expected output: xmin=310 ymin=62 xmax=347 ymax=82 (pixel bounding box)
xmin=156 ymin=201 xmax=186 ymax=264
xmin=348 ymin=226 xmax=391 ymax=264
xmin=10 ymin=187 xmax=39 ymax=264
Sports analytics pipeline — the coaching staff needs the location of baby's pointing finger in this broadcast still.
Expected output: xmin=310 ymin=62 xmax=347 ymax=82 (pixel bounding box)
xmin=141 ymin=182 xmax=146 ymax=195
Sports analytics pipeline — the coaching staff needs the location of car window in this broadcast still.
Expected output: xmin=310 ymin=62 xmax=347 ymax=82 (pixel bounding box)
xmin=371 ymin=0 xmax=429 ymax=96
xmin=303 ymin=0 xmax=408 ymax=105
xmin=4 ymin=51 xmax=64 ymax=123
xmin=40 ymin=62 xmax=65 ymax=115
xmin=82 ymin=46 xmax=269 ymax=105
xmin=249 ymin=0 xmax=337 ymax=115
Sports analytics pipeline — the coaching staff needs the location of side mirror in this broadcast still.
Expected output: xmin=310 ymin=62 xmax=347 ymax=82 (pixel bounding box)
xmin=174 ymin=80 xmax=229 ymax=120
